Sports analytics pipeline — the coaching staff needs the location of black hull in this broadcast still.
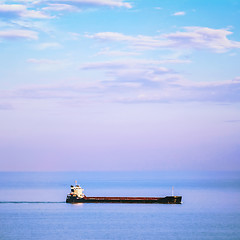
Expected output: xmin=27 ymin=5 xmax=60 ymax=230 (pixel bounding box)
xmin=66 ymin=195 xmax=182 ymax=204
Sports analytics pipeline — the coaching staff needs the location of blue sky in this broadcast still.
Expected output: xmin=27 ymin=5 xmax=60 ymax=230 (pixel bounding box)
xmin=0 ymin=0 xmax=240 ymax=171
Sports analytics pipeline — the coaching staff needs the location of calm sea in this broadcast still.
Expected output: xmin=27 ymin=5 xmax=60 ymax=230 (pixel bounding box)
xmin=0 ymin=171 xmax=239 ymax=240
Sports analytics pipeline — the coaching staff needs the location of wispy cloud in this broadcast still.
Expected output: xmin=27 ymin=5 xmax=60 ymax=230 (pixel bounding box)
xmin=85 ymin=32 xmax=168 ymax=50
xmin=7 ymin=18 xmax=49 ymax=31
xmin=42 ymin=3 xmax=79 ymax=12
xmin=0 ymin=0 xmax=131 ymax=27
xmin=27 ymin=58 xmax=71 ymax=70
xmin=114 ymin=77 xmax=240 ymax=103
xmin=0 ymin=82 xmax=103 ymax=102
xmin=0 ymin=4 xmax=53 ymax=19
xmin=68 ymin=32 xmax=81 ymax=40
xmin=0 ymin=29 xmax=38 ymax=40
xmin=2 ymin=75 xmax=240 ymax=105
xmin=28 ymin=58 xmax=65 ymax=64
xmin=86 ymin=27 xmax=240 ymax=52
xmin=79 ymin=59 xmax=240 ymax=103
xmin=97 ymin=48 xmax=140 ymax=56
xmin=80 ymin=59 xmax=187 ymax=89
xmin=172 ymin=11 xmax=186 ymax=16
xmin=35 ymin=0 xmax=132 ymax=9
xmin=37 ymin=42 xmax=62 ymax=50
xmin=81 ymin=59 xmax=190 ymax=70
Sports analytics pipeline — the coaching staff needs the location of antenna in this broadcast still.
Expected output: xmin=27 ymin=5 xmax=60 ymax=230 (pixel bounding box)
xmin=172 ymin=186 xmax=174 ymax=196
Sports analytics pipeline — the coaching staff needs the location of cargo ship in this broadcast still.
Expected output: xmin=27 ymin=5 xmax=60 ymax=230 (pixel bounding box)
xmin=66 ymin=181 xmax=182 ymax=204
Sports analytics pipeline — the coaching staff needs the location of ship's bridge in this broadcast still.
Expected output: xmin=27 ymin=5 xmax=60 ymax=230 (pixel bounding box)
xmin=70 ymin=181 xmax=85 ymax=198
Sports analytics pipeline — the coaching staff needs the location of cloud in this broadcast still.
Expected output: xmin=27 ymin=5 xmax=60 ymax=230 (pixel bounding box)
xmin=85 ymin=32 xmax=168 ymax=50
xmin=35 ymin=0 xmax=132 ymax=9
xmin=86 ymin=27 xmax=240 ymax=52
xmin=78 ymin=58 xmax=240 ymax=103
xmin=97 ymin=48 xmax=140 ymax=56
xmin=80 ymin=59 xmax=187 ymax=89
xmin=0 ymin=82 xmax=103 ymax=102
xmin=42 ymin=3 xmax=79 ymax=12
xmin=21 ymin=9 xmax=53 ymax=19
xmin=37 ymin=42 xmax=62 ymax=50
xmin=0 ymin=4 xmax=25 ymax=15
xmin=177 ymin=77 xmax=240 ymax=102
xmin=163 ymin=27 xmax=240 ymax=52
xmin=27 ymin=58 xmax=71 ymax=70
xmin=68 ymin=32 xmax=81 ymax=40
xmin=2 ymin=75 xmax=240 ymax=104
xmin=172 ymin=11 xmax=186 ymax=16
xmin=0 ymin=4 xmax=52 ymax=19
xmin=0 ymin=29 xmax=38 ymax=40
xmin=1 ymin=71 xmax=239 ymax=105
xmin=28 ymin=58 xmax=63 ymax=64
xmin=115 ymin=77 xmax=240 ymax=103
xmin=10 ymin=19 xmax=55 ymax=33
xmin=80 ymin=59 xmax=190 ymax=70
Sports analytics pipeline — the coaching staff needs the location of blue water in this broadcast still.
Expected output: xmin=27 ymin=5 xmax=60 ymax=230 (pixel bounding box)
xmin=0 ymin=171 xmax=240 ymax=240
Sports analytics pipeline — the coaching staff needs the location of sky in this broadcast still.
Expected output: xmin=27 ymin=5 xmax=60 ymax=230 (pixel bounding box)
xmin=0 ymin=0 xmax=240 ymax=171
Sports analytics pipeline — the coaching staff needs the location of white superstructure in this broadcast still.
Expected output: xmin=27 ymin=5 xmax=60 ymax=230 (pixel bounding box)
xmin=70 ymin=181 xmax=85 ymax=198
